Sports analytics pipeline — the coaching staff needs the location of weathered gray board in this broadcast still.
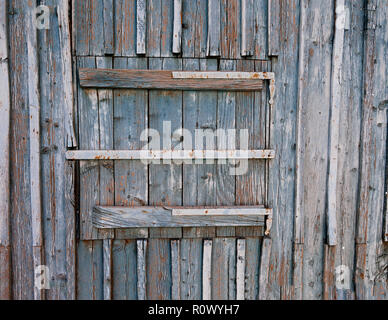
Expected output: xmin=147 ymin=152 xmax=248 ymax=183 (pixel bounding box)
xmin=4 ymin=0 xmax=388 ymax=300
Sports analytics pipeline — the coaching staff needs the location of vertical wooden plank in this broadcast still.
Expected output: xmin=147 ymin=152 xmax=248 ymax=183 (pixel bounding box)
xmin=252 ymin=0 xmax=268 ymax=60
xmin=97 ymin=57 xmax=114 ymax=240
xmin=172 ymin=0 xmax=182 ymax=54
xmin=0 ymin=0 xmax=11 ymax=300
xmin=294 ymin=0 xmax=334 ymax=300
xmin=244 ymin=238 xmax=261 ymax=300
xmin=103 ymin=239 xmax=112 ymax=300
xmin=73 ymin=0 xmax=89 ymax=55
xmin=356 ymin=0 xmax=388 ymax=299
xmin=103 ymin=0 xmax=115 ymax=55
xmin=77 ymin=240 xmax=103 ymax=300
xmin=258 ymin=238 xmax=272 ymax=300
xmin=327 ymin=0 xmax=346 ymax=246
xmin=114 ymin=57 xmax=149 ymax=239
xmin=212 ymin=238 xmax=236 ymax=300
xmin=220 ymin=0 xmax=240 ymax=59
xmin=333 ymin=0 xmax=365 ymax=299
xmin=115 ymin=0 xmax=136 ymax=56
xmin=292 ymin=244 xmax=304 ymax=300
xmin=202 ymin=240 xmax=212 ymax=300
xmin=89 ymin=0 xmax=105 ymax=55
xmin=110 ymin=240 xmax=137 ymax=300
xmin=39 ymin=0 xmax=76 ymax=300
xmin=136 ymin=0 xmax=147 ymax=55
xmin=182 ymin=0 xmax=208 ymax=57
xmin=206 ymin=0 xmax=221 ymax=56
xmin=111 ymin=240 xmax=137 ymax=300
xmin=26 ymin=0 xmax=43 ymax=300
xmin=137 ymin=239 xmax=147 ymax=300
xmin=171 ymin=240 xmax=181 ymax=300
xmin=147 ymin=239 xmax=172 ymax=300
xmin=180 ymin=239 xmax=202 ymax=299
xmin=241 ymin=0 xmax=254 ymax=56
xmin=268 ymin=0 xmax=280 ymax=56
xmin=236 ymin=239 xmax=246 ymax=300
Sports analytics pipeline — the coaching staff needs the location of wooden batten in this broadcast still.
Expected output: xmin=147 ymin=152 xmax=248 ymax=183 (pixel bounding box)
xmin=103 ymin=239 xmax=112 ymax=300
xmin=172 ymin=0 xmax=182 ymax=54
xmin=136 ymin=0 xmax=147 ymax=55
xmin=137 ymin=240 xmax=147 ymax=300
xmin=79 ymin=69 xmax=264 ymax=91
xmin=66 ymin=149 xmax=275 ymax=161
xmin=93 ymin=206 xmax=266 ymax=229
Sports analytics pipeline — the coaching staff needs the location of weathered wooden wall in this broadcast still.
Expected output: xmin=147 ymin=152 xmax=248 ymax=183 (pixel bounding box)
xmin=1 ymin=0 xmax=387 ymax=300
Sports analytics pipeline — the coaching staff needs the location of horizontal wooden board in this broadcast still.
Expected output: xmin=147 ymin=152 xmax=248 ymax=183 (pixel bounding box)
xmin=66 ymin=150 xmax=275 ymax=160
xmin=79 ymin=69 xmax=264 ymax=90
xmin=172 ymin=206 xmax=271 ymax=216
xmin=93 ymin=206 xmax=266 ymax=229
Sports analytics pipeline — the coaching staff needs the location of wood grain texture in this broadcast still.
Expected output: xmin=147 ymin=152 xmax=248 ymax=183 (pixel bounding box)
xmin=236 ymin=239 xmax=246 ymax=300
xmin=0 ymin=0 xmax=10 ymax=300
xmin=241 ymin=0 xmax=254 ymax=56
xmin=93 ymin=206 xmax=265 ymax=229
xmin=268 ymin=0 xmax=280 ymax=56
xmin=79 ymin=68 xmax=264 ymax=91
xmin=115 ymin=0 xmax=136 ymax=56
xmin=171 ymin=240 xmax=181 ymax=299
xmin=180 ymin=239 xmax=202 ymax=299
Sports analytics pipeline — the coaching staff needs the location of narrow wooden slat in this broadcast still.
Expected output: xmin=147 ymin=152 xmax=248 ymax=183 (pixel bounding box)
xmin=236 ymin=239 xmax=246 ymax=300
xmin=79 ymin=69 xmax=264 ymax=91
xmin=171 ymin=240 xmax=181 ymax=300
xmin=180 ymin=239 xmax=202 ymax=299
xmin=172 ymin=0 xmax=182 ymax=54
xmin=252 ymin=0 xmax=268 ymax=59
xmin=94 ymin=206 xmax=266 ymax=229
xmin=77 ymin=241 xmax=103 ymax=300
xmin=67 ymin=149 xmax=275 ymax=160
xmin=292 ymin=243 xmax=304 ymax=300
xmin=268 ymin=0 xmax=280 ymax=56
xmin=137 ymin=240 xmax=147 ymax=300
xmin=0 ymin=0 xmax=11 ymax=299
xmin=202 ymin=240 xmax=212 ymax=300
xmin=27 ymin=2 xmax=43 ymax=300
xmin=58 ymin=0 xmax=77 ymax=148
xmin=207 ymin=0 xmax=221 ymax=56
xmin=327 ymin=0 xmax=346 ymax=246
xmin=241 ymin=0 xmax=254 ymax=56
xmin=181 ymin=0 xmax=208 ymax=57
xmin=103 ymin=239 xmax=112 ymax=300
xmin=147 ymin=239 xmax=172 ymax=300
xmin=212 ymin=238 xmax=236 ymax=299
xmin=172 ymin=71 xmax=275 ymax=79
xmin=220 ymin=0 xmax=241 ymax=59
xmin=115 ymin=0 xmax=136 ymax=56
xmin=258 ymin=238 xmax=272 ymax=300
xmin=244 ymin=238 xmax=262 ymax=299
xmin=103 ymin=0 xmax=114 ymax=55
xmin=111 ymin=240 xmax=137 ymax=300
xmin=136 ymin=0 xmax=147 ymax=55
